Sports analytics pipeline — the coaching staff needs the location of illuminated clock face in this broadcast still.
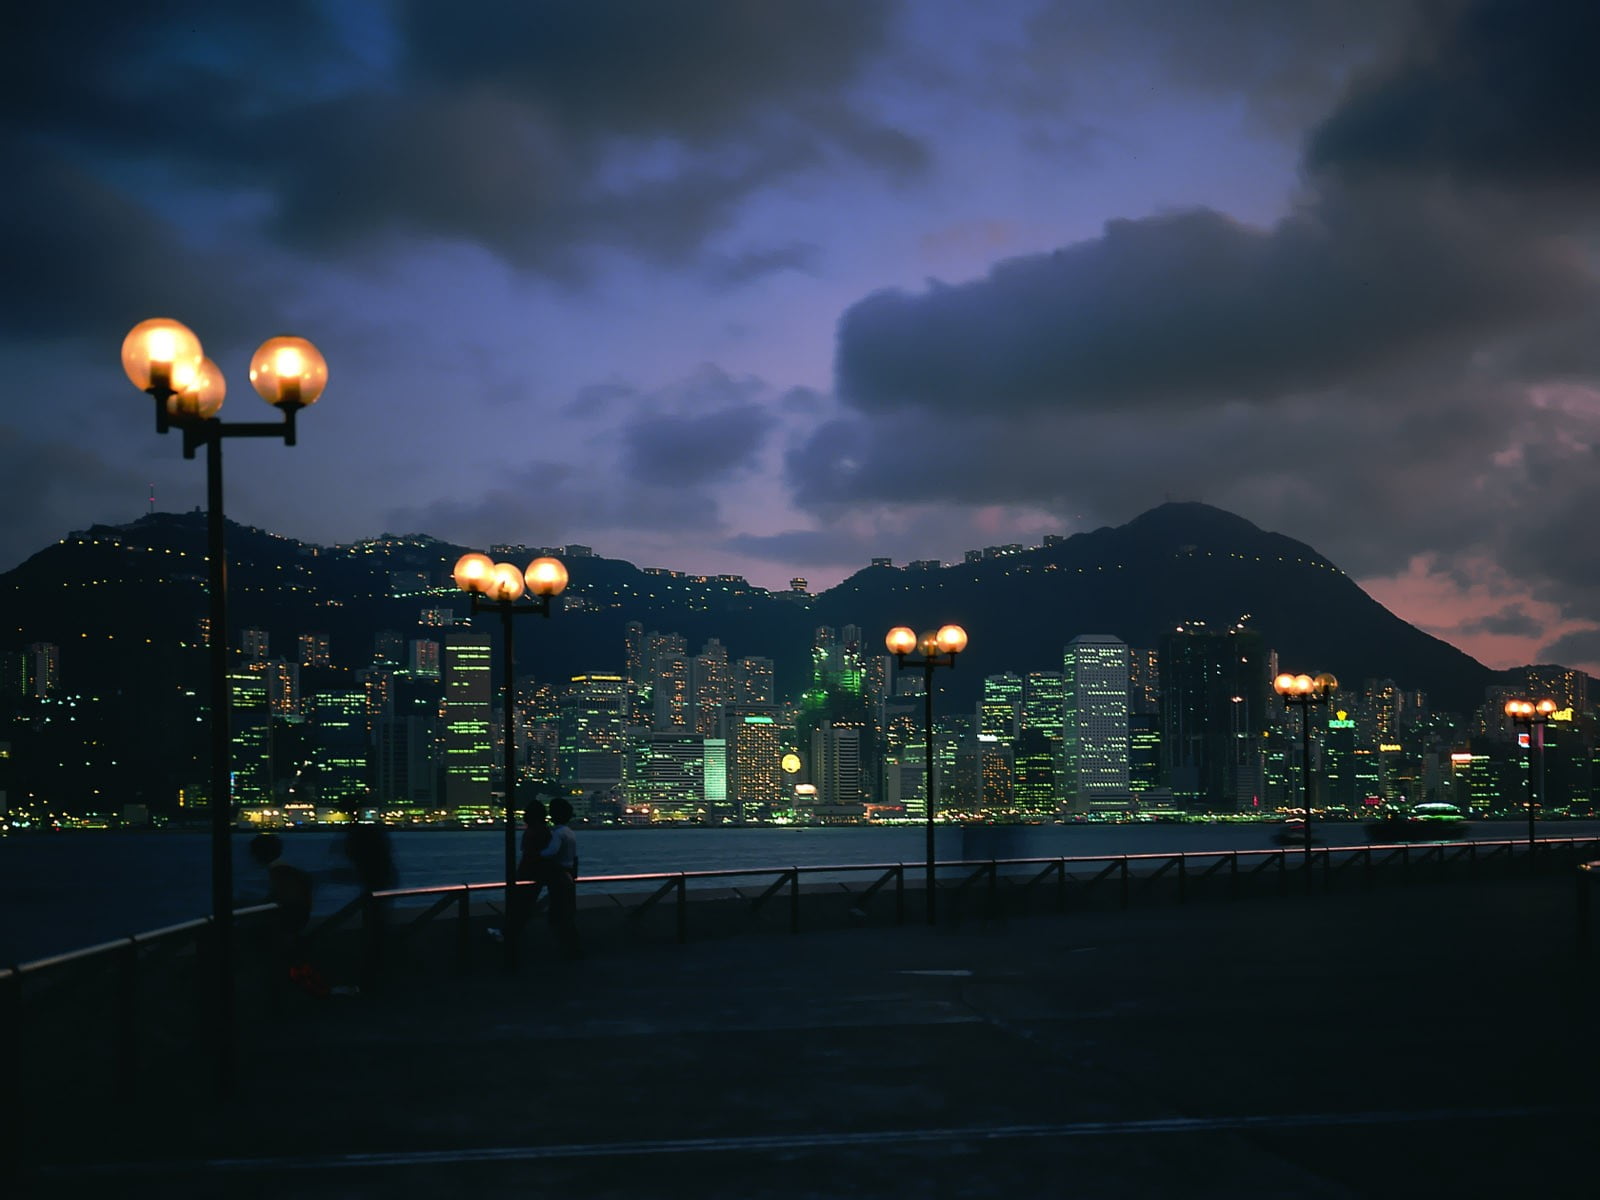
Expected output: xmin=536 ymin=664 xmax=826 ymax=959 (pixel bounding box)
xmin=781 ymin=753 xmax=801 ymax=774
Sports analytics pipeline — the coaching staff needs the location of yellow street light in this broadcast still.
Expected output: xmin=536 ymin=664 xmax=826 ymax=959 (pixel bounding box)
xmin=121 ymin=315 xmax=329 ymax=1099
xmin=454 ymin=549 xmax=568 ymax=970
xmin=884 ymin=618 xmax=970 ymax=924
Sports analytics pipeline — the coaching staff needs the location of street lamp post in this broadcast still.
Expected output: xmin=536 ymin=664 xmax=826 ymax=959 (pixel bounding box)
xmin=454 ymin=552 xmax=568 ymax=970
xmin=1504 ymin=697 xmax=1557 ymax=857
xmin=1273 ymin=671 xmax=1338 ymax=879
xmin=885 ymin=624 xmax=968 ymax=925
xmin=122 ymin=317 xmax=328 ymax=1096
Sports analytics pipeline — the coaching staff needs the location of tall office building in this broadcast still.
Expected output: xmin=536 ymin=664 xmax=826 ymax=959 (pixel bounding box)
xmin=228 ymin=668 xmax=274 ymax=806
xmin=1158 ymin=623 xmax=1268 ymax=811
xmin=624 ymin=731 xmax=705 ymax=821
xmin=298 ymin=632 xmax=331 ymax=668
xmin=809 ymin=721 xmax=865 ymax=808
xmin=25 ymin=643 xmax=60 ymax=697
xmin=1011 ymin=728 xmax=1056 ymax=814
xmin=442 ymin=634 xmax=493 ymax=811
xmin=1523 ymin=666 xmax=1588 ymax=716
xmin=727 ymin=710 xmax=783 ymax=820
xmin=1128 ymin=647 xmax=1160 ymax=715
xmin=978 ymin=673 xmax=1023 ymax=740
xmin=242 ymin=627 xmax=271 ymax=663
xmin=409 ymin=639 xmax=441 ymax=677
xmin=558 ymin=672 xmax=627 ymax=816
xmin=1021 ymin=672 xmax=1065 ymax=742
xmin=374 ymin=673 xmax=441 ymax=808
xmin=951 ymin=736 xmax=1014 ymax=812
xmin=735 ymin=656 xmax=775 ymax=704
xmin=255 ymin=660 xmax=299 ymax=717
xmin=310 ymin=687 xmax=369 ymax=811
xmin=649 ymin=633 xmax=690 ymax=731
xmin=691 ymin=639 xmax=733 ymax=737
xmin=1062 ymin=635 xmax=1131 ymax=812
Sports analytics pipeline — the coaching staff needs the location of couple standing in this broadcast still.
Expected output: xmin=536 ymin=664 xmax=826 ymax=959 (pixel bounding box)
xmin=497 ymin=794 xmax=581 ymax=960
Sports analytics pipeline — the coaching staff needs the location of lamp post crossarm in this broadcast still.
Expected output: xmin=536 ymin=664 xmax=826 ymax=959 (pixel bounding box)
xmin=468 ymin=595 xmax=557 ymax=620
xmin=178 ymin=409 xmax=302 ymax=458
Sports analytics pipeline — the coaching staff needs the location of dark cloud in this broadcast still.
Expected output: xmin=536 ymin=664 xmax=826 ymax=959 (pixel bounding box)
xmin=723 ymin=503 xmax=1057 ymax=571
xmin=1537 ymin=628 xmax=1600 ymax=668
xmin=385 ymin=460 xmax=722 ymax=546
xmin=620 ymin=405 xmax=776 ymax=487
xmin=0 ymin=428 xmax=149 ymax=568
xmin=706 ymin=242 xmax=823 ymax=288
xmin=834 ymin=189 xmax=1591 ymax=416
xmin=0 ymin=145 xmax=258 ymax=344
xmin=1012 ymin=0 xmax=1416 ymax=133
xmin=1458 ymin=605 xmax=1543 ymax=638
xmin=1306 ymin=0 xmax=1600 ymax=189
xmin=11 ymin=1 xmax=919 ymax=280
xmin=400 ymin=1 xmax=895 ymax=143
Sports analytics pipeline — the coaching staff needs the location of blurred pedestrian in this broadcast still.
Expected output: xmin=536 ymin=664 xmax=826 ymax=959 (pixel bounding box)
xmin=541 ymin=797 xmax=582 ymax=960
xmin=343 ymin=817 xmax=397 ymax=990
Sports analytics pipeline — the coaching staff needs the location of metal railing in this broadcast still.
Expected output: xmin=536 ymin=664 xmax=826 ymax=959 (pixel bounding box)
xmin=298 ymin=833 xmax=1600 ymax=976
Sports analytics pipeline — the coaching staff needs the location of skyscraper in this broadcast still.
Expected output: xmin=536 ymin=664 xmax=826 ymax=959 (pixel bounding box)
xmin=442 ymin=634 xmax=493 ymax=811
xmin=1158 ymin=623 xmax=1268 ymax=811
xmin=978 ymin=673 xmax=1023 ymax=740
xmin=691 ymin=638 xmax=733 ymax=737
xmin=1062 ymin=635 xmax=1131 ymax=812
xmin=558 ymin=672 xmax=627 ymax=816
xmin=310 ymin=687 xmax=369 ymax=811
xmin=727 ymin=711 xmax=782 ymax=820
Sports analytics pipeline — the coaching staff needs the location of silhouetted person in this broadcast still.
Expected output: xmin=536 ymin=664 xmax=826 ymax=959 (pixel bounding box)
xmin=491 ymin=800 xmax=553 ymax=944
xmin=541 ymin=797 xmax=582 ymax=960
xmin=343 ymin=819 xmax=397 ymax=990
xmin=247 ymin=833 xmax=325 ymax=998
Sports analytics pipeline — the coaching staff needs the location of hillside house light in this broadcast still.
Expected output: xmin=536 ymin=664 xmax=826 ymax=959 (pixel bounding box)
xmin=1273 ymin=670 xmax=1338 ymax=880
xmin=885 ymin=622 xmax=969 ymax=925
xmin=1503 ymin=696 xmax=1557 ymax=856
xmin=121 ymin=318 xmax=329 ymax=1098
xmin=454 ymin=552 xmax=568 ymax=971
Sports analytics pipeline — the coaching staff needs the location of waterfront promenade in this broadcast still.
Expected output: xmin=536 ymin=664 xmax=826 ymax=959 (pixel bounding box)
xmin=16 ymin=868 xmax=1598 ymax=1198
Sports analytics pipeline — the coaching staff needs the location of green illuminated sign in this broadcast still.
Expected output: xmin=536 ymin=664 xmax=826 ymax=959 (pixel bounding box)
xmin=1328 ymin=718 xmax=1355 ymax=729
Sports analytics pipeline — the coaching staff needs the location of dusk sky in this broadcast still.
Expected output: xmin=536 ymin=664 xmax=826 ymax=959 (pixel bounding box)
xmin=8 ymin=1 xmax=1600 ymax=674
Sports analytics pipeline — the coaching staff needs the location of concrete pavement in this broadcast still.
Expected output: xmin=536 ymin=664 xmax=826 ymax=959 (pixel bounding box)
xmin=17 ymin=870 xmax=1599 ymax=1198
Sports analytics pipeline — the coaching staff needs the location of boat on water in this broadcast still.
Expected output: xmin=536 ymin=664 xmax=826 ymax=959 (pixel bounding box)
xmin=1365 ymin=802 xmax=1468 ymax=843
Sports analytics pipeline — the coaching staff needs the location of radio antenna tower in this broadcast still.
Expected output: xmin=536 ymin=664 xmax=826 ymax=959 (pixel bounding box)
xmin=149 ymin=483 xmax=155 ymax=515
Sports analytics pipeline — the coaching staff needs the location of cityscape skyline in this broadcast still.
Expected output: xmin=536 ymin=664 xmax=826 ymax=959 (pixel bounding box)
xmin=9 ymin=1 xmax=1600 ymax=680
xmin=5 ymin=503 xmax=1595 ymax=826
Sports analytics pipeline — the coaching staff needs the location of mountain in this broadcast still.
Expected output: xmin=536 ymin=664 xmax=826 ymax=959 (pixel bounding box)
xmin=813 ymin=502 xmax=1495 ymax=712
xmin=1 ymin=502 xmax=1499 ymax=718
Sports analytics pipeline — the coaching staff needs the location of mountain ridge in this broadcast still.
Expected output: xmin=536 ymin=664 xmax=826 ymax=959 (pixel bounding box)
xmin=0 ymin=501 xmax=1519 ymax=715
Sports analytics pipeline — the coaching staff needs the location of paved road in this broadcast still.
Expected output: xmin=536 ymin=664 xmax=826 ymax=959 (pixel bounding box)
xmin=17 ymin=871 xmax=1598 ymax=1198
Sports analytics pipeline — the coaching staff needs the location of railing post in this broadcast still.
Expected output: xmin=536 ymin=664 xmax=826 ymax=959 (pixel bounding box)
xmin=455 ymin=886 xmax=470 ymax=975
xmin=1229 ymin=851 xmax=1239 ymax=899
xmin=1177 ymin=855 xmax=1187 ymax=904
xmin=789 ymin=869 xmax=800 ymax=935
xmin=1322 ymin=846 xmax=1331 ymax=890
xmin=1277 ymin=849 xmax=1286 ymax=894
xmin=1119 ymin=857 xmax=1130 ymax=910
xmin=676 ymin=874 xmax=688 ymax=945
xmin=117 ymin=937 xmax=139 ymax=1098
xmin=2 ymin=966 xmax=19 ymax=1184
xmin=1578 ymin=865 xmax=1593 ymax=958
xmin=895 ymin=864 xmax=905 ymax=926
xmin=1056 ymin=858 xmax=1066 ymax=913
xmin=987 ymin=861 xmax=998 ymax=918
xmin=1363 ymin=846 xmax=1373 ymax=889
